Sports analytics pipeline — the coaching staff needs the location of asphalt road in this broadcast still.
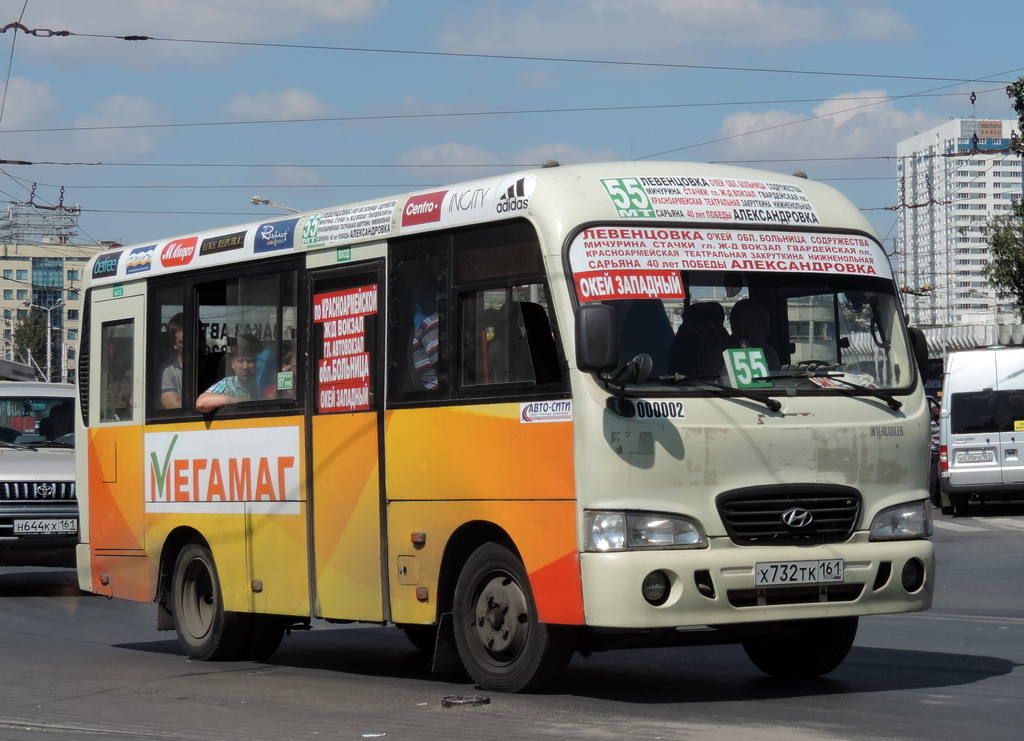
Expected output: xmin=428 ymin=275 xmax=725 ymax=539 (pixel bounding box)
xmin=1 ymin=504 xmax=1021 ymax=741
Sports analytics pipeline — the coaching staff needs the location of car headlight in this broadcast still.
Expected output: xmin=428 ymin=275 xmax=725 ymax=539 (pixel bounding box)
xmin=585 ymin=511 xmax=707 ymax=551
xmin=869 ymin=501 xmax=933 ymax=541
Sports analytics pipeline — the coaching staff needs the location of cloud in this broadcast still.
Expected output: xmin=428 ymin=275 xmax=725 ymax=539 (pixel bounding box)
xmin=436 ymin=1 xmax=914 ymax=56
xmin=396 ymin=141 xmax=616 ymax=182
xmin=224 ymin=89 xmax=334 ymax=121
xmin=0 ymin=77 xmax=58 ymax=129
xmin=717 ymin=91 xmax=945 ymax=167
xmin=261 ymin=166 xmax=325 ymax=187
xmin=18 ymin=0 xmax=390 ymax=68
xmin=516 ymin=143 xmax=617 ymax=166
xmin=71 ymin=94 xmax=170 ymax=158
xmin=843 ymin=5 xmax=916 ymax=44
xmin=397 ymin=142 xmax=501 ymax=168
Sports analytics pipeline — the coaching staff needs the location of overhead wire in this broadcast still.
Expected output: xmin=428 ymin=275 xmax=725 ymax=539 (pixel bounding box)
xmin=0 ymin=89 xmax=1002 ymax=136
xmin=1 ymin=20 xmax=1021 ymax=242
xmin=0 ymin=0 xmax=30 ymax=125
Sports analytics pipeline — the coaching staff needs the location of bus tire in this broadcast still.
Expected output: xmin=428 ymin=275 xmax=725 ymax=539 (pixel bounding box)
xmin=742 ymin=616 xmax=858 ymax=679
xmin=171 ymin=542 xmax=248 ymax=661
xmin=452 ymin=542 xmax=575 ymax=693
xmin=241 ymin=616 xmax=287 ymax=661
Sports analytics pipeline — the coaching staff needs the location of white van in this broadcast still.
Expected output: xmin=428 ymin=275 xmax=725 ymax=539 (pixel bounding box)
xmin=938 ymin=346 xmax=1024 ymax=515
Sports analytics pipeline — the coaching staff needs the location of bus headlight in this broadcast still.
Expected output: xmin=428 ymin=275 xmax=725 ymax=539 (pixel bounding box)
xmin=585 ymin=511 xmax=708 ymax=551
xmin=869 ymin=501 xmax=933 ymax=541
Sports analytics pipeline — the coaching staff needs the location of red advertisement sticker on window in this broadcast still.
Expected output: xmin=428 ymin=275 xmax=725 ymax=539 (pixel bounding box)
xmin=574 ymin=270 xmax=686 ymax=302
xmin=315 ymin=285 xmax=377 ymax=413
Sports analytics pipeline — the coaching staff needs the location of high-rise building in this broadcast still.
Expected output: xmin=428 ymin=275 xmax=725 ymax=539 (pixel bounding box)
xmin=1 ymin=242 xmax=107 ymax=382
xmin=896 ymin=118 xmax=1022 ymax=352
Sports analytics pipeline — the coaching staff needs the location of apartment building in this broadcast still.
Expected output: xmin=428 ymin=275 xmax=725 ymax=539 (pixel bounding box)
xmin=1 ymin=242 xmax=106 ymax=382
xmin=896 ymin=118 xmax=1023 ymax=351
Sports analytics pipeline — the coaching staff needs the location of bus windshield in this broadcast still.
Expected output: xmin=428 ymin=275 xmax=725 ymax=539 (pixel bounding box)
xmin=569 ymin=226 xmax=914 ymax=392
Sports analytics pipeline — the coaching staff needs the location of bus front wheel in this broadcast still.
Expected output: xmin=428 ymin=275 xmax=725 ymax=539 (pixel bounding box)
xmin=742 ymin=616 xmax=858 ymax=679
xmin=452 ymin=543 xmax=575 ymax=693
xmin=171 ymin=542 xmax=248 ymax=661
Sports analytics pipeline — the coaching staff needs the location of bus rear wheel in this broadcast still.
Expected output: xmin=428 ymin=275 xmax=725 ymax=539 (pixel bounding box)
xmin=171 ymin=542 xmax=248 ymax=661
xmin=452 ymin=543 xmax=575 ymax=693
xmin=742 ymin=616 xmax=858 ymax=679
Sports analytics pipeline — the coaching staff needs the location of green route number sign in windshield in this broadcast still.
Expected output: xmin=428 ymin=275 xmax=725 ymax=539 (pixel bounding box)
xmin=724 ymin=348 xmax=773 ymax=389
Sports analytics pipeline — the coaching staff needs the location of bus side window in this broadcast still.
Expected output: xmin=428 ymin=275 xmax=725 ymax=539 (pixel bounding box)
xmin=460 ymin=284 xmax=562 ymax=388
xmin=194 ymin=268 xmax=298 ymax=411
xmin=388 ymin=241 xmax=449 ymax=400
xmin=148 ymin=283 xmax=186 ymax=414
xmin=100 ymin=320 xmax=134 ymax=422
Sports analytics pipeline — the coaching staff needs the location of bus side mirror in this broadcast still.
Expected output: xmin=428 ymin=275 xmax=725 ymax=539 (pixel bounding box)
xmin=575 ymin=303 xmax=618 ymax=372
xmin=908 ymin=326 xmax=928 ymax=383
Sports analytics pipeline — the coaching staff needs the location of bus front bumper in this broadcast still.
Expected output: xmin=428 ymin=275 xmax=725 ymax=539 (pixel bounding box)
xmin=579 ymin=533 xmax=934 ymax=628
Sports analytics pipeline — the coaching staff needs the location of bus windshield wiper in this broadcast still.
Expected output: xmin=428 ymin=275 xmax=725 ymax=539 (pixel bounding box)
xmin=659 ymin=374 xmax=781 ymax=412
xmin=761 ymin=370 xmax=902 ymax=411
xmin=0 ymin=439 xmax=34 ymax=451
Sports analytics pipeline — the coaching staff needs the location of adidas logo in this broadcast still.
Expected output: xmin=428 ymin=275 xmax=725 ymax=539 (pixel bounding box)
xmin=496 ymin=177 xmax=531 ymax=213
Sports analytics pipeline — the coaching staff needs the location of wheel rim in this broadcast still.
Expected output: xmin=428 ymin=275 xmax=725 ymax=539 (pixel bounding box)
xmin=180 ymin=556 xmax=216 ymax=641
xmin=470 ymin=572 xmax=530 ymax=665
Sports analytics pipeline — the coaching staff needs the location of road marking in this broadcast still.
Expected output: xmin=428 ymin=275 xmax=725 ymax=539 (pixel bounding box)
xmin=987 ymin=517 xmax=1024 ymax=531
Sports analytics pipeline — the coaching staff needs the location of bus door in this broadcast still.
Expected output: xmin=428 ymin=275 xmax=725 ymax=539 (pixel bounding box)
xmin=84 ymin=290 xmax=148 ymax=600
xmin=308 ymin=263 xmax=387 ymax=622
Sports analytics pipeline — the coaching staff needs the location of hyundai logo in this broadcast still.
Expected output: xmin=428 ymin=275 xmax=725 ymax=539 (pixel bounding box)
xmin=781 ymin=507 xmax=814 ymax=528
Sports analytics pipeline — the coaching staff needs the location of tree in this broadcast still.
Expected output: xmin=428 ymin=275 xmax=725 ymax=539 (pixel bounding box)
xmin=980 ymin=77 xmax=1024 ymax=320
xmin=12 ymin=312 xmax=48 ymax=379
xmin=982 ymin=199 xmax=1024 ymax=321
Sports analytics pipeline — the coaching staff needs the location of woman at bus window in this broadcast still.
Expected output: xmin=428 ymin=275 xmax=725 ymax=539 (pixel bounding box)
xmin=160 ymin=313 xmax=185 ymax=409
xmin=196 ymin=333 xmax=262 ymax=412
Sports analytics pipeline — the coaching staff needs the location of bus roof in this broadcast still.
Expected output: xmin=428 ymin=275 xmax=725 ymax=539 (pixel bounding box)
xmin=84 ymin=160 xmax=877 ymax=287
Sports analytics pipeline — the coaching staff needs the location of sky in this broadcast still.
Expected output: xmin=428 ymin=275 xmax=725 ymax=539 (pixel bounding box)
xmin=2 ymin=0 xmax=1023 ymax=257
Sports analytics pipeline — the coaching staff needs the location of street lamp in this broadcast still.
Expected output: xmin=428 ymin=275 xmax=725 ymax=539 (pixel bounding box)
xmin=250 ymin=195 xmax=300 ymax=213
xmin=22 ymin=299 xmax=65 ymax=383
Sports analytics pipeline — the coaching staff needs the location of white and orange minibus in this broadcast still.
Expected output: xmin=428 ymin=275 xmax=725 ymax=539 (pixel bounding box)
xmin=76 ymin=161 xmax=934 ymax=692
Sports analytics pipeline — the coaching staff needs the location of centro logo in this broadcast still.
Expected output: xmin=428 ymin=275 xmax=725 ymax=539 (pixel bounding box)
xmin=781 ymin=507 xmax=814 ymax=528
xmin=402 ymin=191 xmax=447 ymax=227
xmin=161 ymin=237 xmax=198 ymax=268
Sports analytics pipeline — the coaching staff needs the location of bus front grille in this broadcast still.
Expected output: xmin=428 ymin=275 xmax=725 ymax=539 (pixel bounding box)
xmin=716 ymin=485 xmax=861 ymax=545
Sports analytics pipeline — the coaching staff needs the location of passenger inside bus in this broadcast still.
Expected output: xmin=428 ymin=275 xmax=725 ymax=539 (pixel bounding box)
xmin=159 ymin=312 xmax=185 ymax=409
xmin=412 ymin=296 xmax=440 ymax=391
xmin=196 ymin=333 xmax=262 ymax=412
xmin=668 ymin=301 xmax=728 ymax=377
xmin=264 ymin=341 xmax=296 ymax=398
xmin=700 ymin=299 xmax=781 ymax=376
xmin=615 ymin=299 xmax=674 ymax=376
